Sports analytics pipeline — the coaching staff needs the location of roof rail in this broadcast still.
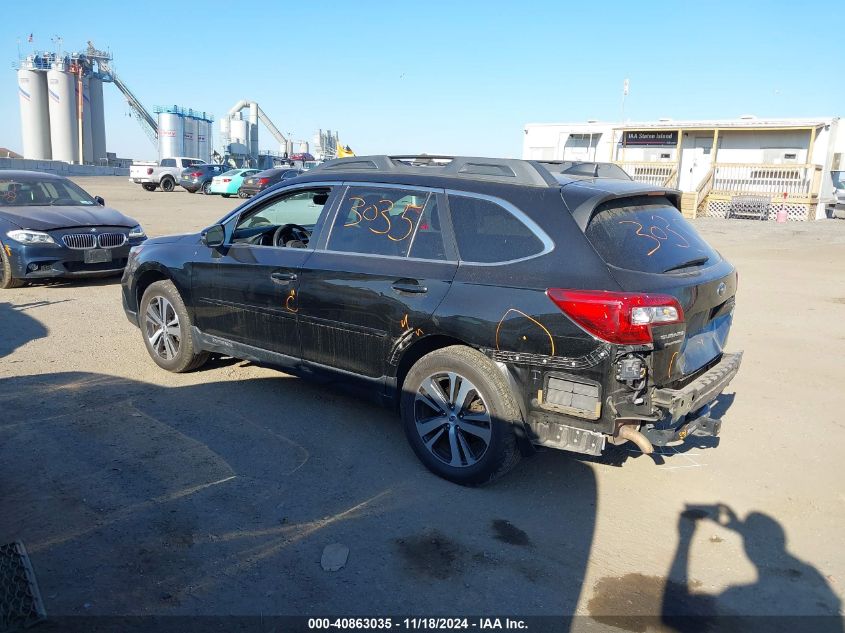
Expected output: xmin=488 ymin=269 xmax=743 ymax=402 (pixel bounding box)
xmin=312 ymin=155 xmax=559 ymax=187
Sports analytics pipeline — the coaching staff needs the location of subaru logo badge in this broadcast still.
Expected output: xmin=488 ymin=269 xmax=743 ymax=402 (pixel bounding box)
xmin=90 ymin=228 xmax=97 ymax=232
xmin=717 ymin=282 xmax=726 ymax=296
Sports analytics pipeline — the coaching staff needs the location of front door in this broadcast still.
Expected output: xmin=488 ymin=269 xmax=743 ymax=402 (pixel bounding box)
xmin=680 ymin=136 xmax=714 ymax=190
xmin=191 ymin=185 xmax=337 ymax=357
xmin=296 ymin=184 xmax=458 ymax=379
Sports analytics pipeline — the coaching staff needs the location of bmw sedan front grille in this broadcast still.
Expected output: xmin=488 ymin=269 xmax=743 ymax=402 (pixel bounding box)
xmin=62 ymin=232 xmax=127 ymax=249
xmin=62 ymin=233 xmax=97 ymax=249
xmin=97 ymin=233 xmax=127 ymax=248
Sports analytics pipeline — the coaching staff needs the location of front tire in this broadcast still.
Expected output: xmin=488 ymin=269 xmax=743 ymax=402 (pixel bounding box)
xmin=400 ymin=345 xmax=522 ymax=485
xmin=0 ymin=247 xmax=24 ymax=289
xmin=140 ymin=280 xmax=209 ymax=373
xmin=160 ymin=177 xmax=175 ymax=192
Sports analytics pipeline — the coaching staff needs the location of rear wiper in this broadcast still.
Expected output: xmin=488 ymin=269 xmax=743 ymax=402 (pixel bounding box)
xmin=663 ymin=257 xmax=709 ymax=273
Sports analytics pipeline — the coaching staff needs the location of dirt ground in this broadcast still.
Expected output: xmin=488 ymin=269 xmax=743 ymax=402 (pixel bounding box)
xmin=1 ymin=177 xmax=844 ymax=626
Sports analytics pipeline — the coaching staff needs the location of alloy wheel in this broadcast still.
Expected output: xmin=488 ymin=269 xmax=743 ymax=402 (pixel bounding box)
xmin=144 ymin=295 xmax=181 ymax=360
xmin=414 ymin=371 xmax=492 ymax=467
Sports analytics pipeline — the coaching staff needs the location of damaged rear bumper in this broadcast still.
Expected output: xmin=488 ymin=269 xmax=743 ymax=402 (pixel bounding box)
xmin=651 ymin=352 xmax=743 ymax=423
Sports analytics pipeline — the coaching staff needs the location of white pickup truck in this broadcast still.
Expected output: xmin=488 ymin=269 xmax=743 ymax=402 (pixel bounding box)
xmin=129 ymin=157 xmax=206 ymax=192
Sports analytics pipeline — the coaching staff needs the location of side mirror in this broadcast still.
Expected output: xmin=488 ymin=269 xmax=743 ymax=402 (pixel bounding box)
xmin=201 ymin=224 xmax=226 ymax=248
xmin=94 ymin=196 xmax=105 ymax=206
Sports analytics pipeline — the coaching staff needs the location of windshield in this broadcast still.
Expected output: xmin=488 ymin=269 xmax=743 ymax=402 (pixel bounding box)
xmin=0 ymin=177 xmax=97 ymax=207
xmin=585 ymin=196 xmax=720 ymax=274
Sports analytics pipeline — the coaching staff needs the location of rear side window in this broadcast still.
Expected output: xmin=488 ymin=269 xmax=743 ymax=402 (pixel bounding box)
xmin=448 ymin=195 xmax=543 ymax=263
xmin=585 ymin=196 xmax=720 ymax=273
xmin=327 ymin=186 xmax=443 ymax=258
xmin=160 ymin=159 xmax=176 ymax=167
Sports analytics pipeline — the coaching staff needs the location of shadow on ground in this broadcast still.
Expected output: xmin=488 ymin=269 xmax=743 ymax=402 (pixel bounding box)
xmin=0 ymin=301 xmax=49 ymax=358
xmin=0 ymin=371 xmax=597 ymax=620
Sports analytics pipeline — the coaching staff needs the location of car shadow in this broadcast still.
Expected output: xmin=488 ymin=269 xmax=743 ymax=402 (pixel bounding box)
xmin=0 ymin=301 xmax=48 ymax=358
xmin=22 ymin=274 xmax=123 ymax=289
xmin=0 ymin=371 xmax=597 ymax=624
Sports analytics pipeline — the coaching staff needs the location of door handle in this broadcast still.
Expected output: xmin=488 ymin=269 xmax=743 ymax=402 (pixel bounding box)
xmin=392 ymin=280 xmax=428 ymax=294
xmin=271 ymin=271 xmax=297 ymax=284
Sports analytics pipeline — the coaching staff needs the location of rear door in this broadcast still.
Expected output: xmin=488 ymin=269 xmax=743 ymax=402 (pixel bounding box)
xmin=296 ymin=183 xmax=458 ymax=379
xmin=583 ymin=195 xmax=738 ymax=386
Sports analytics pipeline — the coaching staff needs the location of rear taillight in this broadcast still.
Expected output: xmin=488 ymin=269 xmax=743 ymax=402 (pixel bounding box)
xmin=547 ymin=289 xmax=684 ymax=345
xmin=146 ymin=167 xmax=153 ymax=175
xmin=222 ymin=178 xmax=231 ymax=183
xmin=258 ymin=178 xmax=270 ymax=185
xmin=190 ymin=171 xmax=203 ymax=177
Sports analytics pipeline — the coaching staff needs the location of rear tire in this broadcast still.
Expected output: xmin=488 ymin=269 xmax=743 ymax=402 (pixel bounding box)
xmin=160 ymin=177 xmax=175 ymax=192
xmin=139 ymin=280 xmax=209 ymax=373
xmin=222 ymin=194 xmax=231 ymax=198
xmin=0 ymin=247 xmax=24 ymax=289
xmin=142 ymin=183 xmax=157 ymax=192
xmin=400 ymin=345 xmax=522 ymax=485
xmin=201 ymin=181 xmax=212 ymax=195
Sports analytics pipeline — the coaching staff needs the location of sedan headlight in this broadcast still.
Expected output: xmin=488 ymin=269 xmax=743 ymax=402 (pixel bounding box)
xmin=128 ymin=225 xmax=146 ymax=239
xmin=6 ymin=229 xmax=57 ymax=245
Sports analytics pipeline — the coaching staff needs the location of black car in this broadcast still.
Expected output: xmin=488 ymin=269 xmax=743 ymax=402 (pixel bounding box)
xmin=122 ymin=155 xmax=741 ymax=485
xmin=0 ymin=171 xmax=146 ymax=289
xmin=238 ymin=168 xmax=302 ymax=198
xmin=179 ymin=163 xmax=228 ymax=194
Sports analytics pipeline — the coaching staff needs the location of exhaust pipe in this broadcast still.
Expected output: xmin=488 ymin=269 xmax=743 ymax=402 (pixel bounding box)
xmin=618 ymin=425 xmax=654 ymax=454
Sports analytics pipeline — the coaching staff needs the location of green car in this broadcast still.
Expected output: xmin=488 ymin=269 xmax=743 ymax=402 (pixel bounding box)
xmin=208 ymin=169 xmax=260 ymax=197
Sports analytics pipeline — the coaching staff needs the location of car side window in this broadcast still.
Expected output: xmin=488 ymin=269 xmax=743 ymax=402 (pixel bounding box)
xmin=326 ymin=186 xmax=443 ymax=258
xmin=234 ymin=188 xmax=331 ymax=236
xmin=161 ymin=159 xmax=176 ymax=167
xmin=447 ymin=194 xmax=543 ymax=263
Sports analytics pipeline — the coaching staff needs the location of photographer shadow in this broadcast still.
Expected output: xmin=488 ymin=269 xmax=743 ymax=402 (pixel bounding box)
xmin=663 ymin=505 xmax=842 ymax=632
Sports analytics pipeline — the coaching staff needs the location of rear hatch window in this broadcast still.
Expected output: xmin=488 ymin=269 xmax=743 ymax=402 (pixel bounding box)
xmin=585 ymin=196 xmax=719 ymax=273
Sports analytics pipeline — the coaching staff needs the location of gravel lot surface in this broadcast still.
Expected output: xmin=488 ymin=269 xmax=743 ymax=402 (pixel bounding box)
xmin=1 ymin=177 xmax=843 ymax=624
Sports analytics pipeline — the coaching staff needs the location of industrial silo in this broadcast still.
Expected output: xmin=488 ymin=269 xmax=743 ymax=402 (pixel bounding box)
xmin=220 ymin=117 xmax=230 ymax=150
xmin=157 ymin=111 xmax=184 ymax=161
xmin=17 ymin=68 xmax=52 ymax=159
xmin=248 ymin=102 xmax=259 ymax=157
xmin=89 ymin=76 xmax=107 ymax=163
xmin=81 ymin=75 xmax=94 ymax=164
xmin=230 ymin=118 xmax=248 ymax=152
xmin=183 ymin=117 xmax=198 ymax=158
xmin=196 ymin=119 xmax=209 ymax=162
xmin=47 ymin=64 xmax=79 ymax=163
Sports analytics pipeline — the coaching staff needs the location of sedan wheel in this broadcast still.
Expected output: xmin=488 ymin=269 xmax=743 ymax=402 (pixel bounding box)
xmin=202 ymin=181 xmax=212 ymax=195
xmin=414 ymin=372 xmax=492 ymax=467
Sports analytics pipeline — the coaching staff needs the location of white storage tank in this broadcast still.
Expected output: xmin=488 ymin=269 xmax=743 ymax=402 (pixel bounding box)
xmin=229 ymin=119 xmax=249 ymax=146
xmin=89 ymin=76 xmax=107 ymax=163
xmin=17 ymin=68 xmax=51 ymax=160
xmin=196 ymin=119 xmax=209 ymax=162
xmin=80 ymin=75 xmax=94 ymax=164
xmin=183 ymin=117 xmax=198 ymax=158
xmin=157 ymin=111 xmax=184 ymax=161
xmin=220 ymin=117 xmax=230 ymax=148
xmin=47 ymin=65 xmax=79 ymax=163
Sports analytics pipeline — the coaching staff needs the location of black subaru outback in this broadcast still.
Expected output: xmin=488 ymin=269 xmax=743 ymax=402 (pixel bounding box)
xmin=121 ymin=155 xmax=741 ymax=485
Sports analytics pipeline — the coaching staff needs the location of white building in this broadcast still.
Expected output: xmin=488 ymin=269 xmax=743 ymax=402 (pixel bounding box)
xmin=523 ymin=117 xmax=845 ymax=221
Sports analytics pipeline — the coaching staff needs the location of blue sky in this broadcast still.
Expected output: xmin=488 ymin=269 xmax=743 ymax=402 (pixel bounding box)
xmin=1 ymin=0 xmax=841 ymax=160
